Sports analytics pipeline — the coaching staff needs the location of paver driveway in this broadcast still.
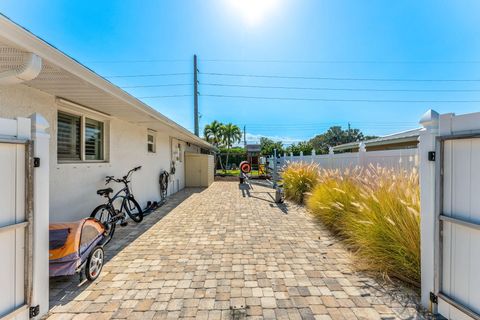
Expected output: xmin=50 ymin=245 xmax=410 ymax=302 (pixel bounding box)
xmin=48 ymin=181 xmax=421 ymax=320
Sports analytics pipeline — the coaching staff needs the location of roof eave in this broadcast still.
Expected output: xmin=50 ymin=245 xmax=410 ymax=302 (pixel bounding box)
xmin=0 ymin=14 xmax=215 ymax=151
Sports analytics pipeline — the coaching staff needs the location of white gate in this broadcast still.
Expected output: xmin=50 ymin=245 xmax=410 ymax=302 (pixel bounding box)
xmin=0 ymin=131 xmax=34 ymax=319
xmin=434 ymin=133 xmax=480 ymax=319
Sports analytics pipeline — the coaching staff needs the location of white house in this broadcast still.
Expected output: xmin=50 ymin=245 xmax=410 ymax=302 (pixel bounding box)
xmin=0 ymin=15 xmax=214 ymax=319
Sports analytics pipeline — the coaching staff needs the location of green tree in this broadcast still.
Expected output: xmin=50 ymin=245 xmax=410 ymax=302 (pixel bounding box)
xmin=309 ymin=126 xmax=371 ymax=154
xmin=203 ymin=120 xmax=224 ymax=147
xmin=204 ymin=120 xmax=225 ymax=169
xmin=222 ymin=123 xmax=242 ymax=170
xmin=285 ymin=141 xmax=314 ymax=156
xmin=260 ymin=137 xmax=284 ymax=156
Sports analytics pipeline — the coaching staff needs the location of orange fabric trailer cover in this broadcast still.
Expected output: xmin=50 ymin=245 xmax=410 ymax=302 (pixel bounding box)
xmin=49 ymin=218 xmax=104 ymax=260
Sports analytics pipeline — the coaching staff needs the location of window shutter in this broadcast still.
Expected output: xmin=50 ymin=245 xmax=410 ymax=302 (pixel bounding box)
xmin=85 ymin=118 xmax=104 ymax=160
xmin=57 ymin=112 xmax=81 ymax=161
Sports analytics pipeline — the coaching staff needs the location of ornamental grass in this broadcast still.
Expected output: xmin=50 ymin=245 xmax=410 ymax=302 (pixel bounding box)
xmin=284 ymin=163 xmax=420 ymax=286
xmin=282 ymin=162 xmax=320 ymax=204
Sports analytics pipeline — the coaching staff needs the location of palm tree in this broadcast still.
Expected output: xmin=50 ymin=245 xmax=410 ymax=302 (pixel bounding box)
xmin=221 ymin=123 xmax=242 ymax=171
xmin=204 ymin=120 xmax=223 ymax=146
xmin=203 ymin=120 xmax=225 ymax=170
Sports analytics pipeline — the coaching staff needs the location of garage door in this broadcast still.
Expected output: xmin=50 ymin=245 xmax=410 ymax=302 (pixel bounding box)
xmin=0 ymin=137 xmax=34 ymax=320
xmin=435 ymin=135 xmax=480 ymax=320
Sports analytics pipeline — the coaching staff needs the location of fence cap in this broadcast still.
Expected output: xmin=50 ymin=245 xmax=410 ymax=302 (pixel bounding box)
xmin=419 ymin=109 xmax=439 ymax=130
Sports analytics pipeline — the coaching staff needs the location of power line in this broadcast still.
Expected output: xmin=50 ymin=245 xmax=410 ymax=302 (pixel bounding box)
xmin=86 ymin=58 xmax=480 ymax=64
xmin=201 ymin=58 xmax=480 ymax=65
xmin=200 ymin=82 xmax=480 ymax=93
xmin=201 ymin=72 xmax=480 ymax=82
xmin=201 ymin=94 xmax=480 ymax=103
xmin=139 ymin=94 xmax=192 ymax=98
xmin=246 ymin=124 xmax=417 ymax=129
xmin=246 ymin=121 xmax=418 ymax=128
xmin=121 ymin=83 xmax=191 ymax=88
xmin=105 ymin=73 xmax=192 ymax=78
xmin=246 ymin=124 xmax=418 ymax=128
xmin=87 ymin=59 xmax=190 ymax=64
xmin=103 ymin=71 xmax=480 ymax=82
xmin=245 ymin=121 xmax=417 ymax=126
xmin=245 ymin=125 xmax=419 ymax=131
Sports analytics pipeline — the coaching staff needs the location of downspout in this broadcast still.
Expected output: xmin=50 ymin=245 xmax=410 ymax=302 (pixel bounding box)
xmin=0 ymin=52 xmax=42 ymax=85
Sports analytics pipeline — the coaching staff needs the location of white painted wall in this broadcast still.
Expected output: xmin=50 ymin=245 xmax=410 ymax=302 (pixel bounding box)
xmin=0 ymin=84 xmax=203 ymax=222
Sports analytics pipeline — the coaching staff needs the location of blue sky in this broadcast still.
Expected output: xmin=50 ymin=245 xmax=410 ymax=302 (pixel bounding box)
xmin=2 ymin=0 xmax=480 ymax=144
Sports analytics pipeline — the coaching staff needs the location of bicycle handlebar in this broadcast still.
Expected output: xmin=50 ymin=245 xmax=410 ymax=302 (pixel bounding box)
xmin=105 ymin=166 xmax=141 ymax=184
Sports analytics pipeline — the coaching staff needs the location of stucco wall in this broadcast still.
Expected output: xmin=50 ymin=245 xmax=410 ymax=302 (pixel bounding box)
xmin=0 ymin=84 xmax=197 ymax=221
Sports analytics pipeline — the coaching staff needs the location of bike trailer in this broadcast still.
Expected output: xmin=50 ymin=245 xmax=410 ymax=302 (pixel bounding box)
xmin=49 ymin=218 xmax=107 ymax=280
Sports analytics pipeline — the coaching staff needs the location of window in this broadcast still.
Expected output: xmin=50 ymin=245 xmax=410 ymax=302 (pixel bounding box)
xmin=147 ymin=133 xmax=156 ymax=153
xmin=85 ymin=118 xmax=104 ymax=160
xmin=57 ymin=111 xmax=106 ymax=162
xmin=58 ymin=112 xmax=81 ymax=161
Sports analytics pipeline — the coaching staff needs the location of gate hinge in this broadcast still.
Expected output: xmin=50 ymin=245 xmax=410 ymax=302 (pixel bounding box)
xmin=29 ymin=305 xmax=40 ymax=318
xmin=430 ymin=292 xmax=438 ymax=304
xmin=33 ymin=157 xmax=40 ymax=168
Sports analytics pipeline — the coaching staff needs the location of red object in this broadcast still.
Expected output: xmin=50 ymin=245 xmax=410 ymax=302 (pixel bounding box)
xmin=240 ymin=161 xmax=252 ymax=174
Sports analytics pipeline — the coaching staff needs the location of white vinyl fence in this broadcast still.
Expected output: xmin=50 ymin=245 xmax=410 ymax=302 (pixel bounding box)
xmin=271 ymin=145 xmax=418 ymax=171
xmin=420 ymin=109 xmax=480 ymax=320
xmin=0 ymin=114 xmax=50 ymax=320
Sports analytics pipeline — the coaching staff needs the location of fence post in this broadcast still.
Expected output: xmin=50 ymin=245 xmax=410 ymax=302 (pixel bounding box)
xmin=358 ymin=142 xmax=366 ymax=167
xmin=290 ymin=152 xmax=293 ymax=162
xmin=300 ymin=151 xmax=303 ymax=161
xmin=30 ymin=113 xmax=50 ymax=318
xmin=328 ymin=147 xmax=334 ymax=169
xmin=418 ymin=109 xmax=439 ymax=309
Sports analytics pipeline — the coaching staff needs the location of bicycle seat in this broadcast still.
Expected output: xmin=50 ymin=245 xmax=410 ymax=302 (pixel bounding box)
xmin=97 ymin=188 xmax=113 ymax=196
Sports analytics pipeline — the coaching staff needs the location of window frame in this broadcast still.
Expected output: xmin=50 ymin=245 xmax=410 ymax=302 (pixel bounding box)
xmin=57 ymin=111 xmax=82 ymax=162
xmin=57 ymin=107 xmax=109 ymax=164
xmin=147 ymin=130 xmax=156 ymax=153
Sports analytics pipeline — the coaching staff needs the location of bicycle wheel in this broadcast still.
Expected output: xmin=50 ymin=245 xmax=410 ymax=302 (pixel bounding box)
xmin=91 ymin=204 xmax=116 ymax=239
xmin=124 ymin=197 xmax=143 ymax=223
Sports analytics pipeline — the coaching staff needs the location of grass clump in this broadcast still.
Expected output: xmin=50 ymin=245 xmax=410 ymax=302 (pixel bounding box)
xmin=306 ymin=165 xmax=420 ymax=286
xmin=282 ymin=162 xmax=319 ymax=204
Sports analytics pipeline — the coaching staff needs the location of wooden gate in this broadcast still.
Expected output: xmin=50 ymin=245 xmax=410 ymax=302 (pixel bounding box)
xmin=0 ymin=137 xmax=34 ymax=320
xmin=435 ymin=133 xmax=480 ymax=320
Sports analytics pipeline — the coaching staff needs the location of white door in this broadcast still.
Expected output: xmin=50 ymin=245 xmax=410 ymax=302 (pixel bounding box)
xmin=0 ymin=138 xmax=32 ymax=320
xmin=436 ymin=136 xmax=480 ymax=320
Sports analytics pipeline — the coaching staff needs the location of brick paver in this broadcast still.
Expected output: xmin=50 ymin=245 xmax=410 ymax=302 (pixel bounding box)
xmin=48 ymin=181 xmax=421 ymax=319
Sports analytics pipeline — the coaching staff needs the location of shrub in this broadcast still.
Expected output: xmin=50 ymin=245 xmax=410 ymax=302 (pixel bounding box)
xmin=282 ymin=162 xmax=319 ymax=204
xmin=306 ymin=166 xmax=420 ymax=286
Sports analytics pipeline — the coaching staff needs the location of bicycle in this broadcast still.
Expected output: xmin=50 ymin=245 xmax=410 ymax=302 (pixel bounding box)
xmin=90 ymin=166 xmax=143 ymax=240
xmin=159 ymin=169 xmax=169 ymax=203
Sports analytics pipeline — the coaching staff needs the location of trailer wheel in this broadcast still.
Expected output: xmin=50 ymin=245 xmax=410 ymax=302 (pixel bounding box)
xmin=86 ymin=246 xmax=104 ymax=281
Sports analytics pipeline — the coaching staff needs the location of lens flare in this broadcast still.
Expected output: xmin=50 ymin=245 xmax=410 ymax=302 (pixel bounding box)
xmin=229 ymin=0 xmax=279 ymax=26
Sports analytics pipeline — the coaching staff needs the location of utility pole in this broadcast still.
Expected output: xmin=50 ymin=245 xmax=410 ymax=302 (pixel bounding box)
xmin=348 ymin=122 xmax=351 ymax=142
xmin=244 ymin=125 xmax=247 ymax=146
xmin=193 ymin=54 xmax=199 ymax=136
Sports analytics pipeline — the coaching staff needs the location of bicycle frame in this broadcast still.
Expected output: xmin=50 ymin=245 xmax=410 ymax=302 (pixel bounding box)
xmin=107 ymin=185 xmax=132 ymax=212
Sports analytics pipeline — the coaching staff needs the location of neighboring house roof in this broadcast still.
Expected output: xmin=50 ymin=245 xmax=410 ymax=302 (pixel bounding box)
xmin=333 ymin=128 xmax=422 ymax=152
xmin=0 ymin=14 xmax=214 ymax=150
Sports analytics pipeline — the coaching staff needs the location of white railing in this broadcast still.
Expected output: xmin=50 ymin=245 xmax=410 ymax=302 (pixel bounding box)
xmin=269 ymin=146 xmax=418 ymax=171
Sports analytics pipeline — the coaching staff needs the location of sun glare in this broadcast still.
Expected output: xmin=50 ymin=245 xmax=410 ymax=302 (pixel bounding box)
xmin=229 ymin=0 xmax=279 ymax=26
